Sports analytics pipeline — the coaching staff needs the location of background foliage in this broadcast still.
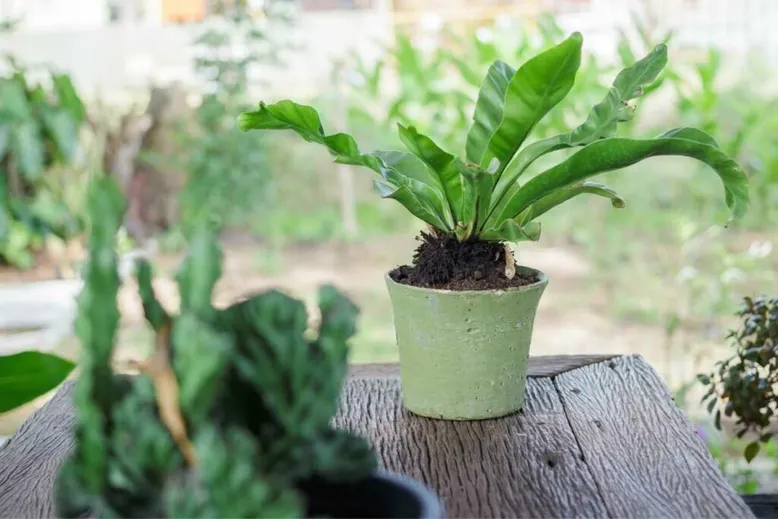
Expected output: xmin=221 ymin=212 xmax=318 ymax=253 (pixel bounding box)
xmin=0 ymin=58 xmax=88 ymax=268
xmin=170 ymin=0 xmax=297 ymax=238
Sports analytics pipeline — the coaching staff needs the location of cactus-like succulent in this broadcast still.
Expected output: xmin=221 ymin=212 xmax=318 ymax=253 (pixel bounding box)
xmin=56 ymin=177 xmax=376 ymax=518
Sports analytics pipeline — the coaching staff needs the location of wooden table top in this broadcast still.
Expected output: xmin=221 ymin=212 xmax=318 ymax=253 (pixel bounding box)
xmin=0 ymin=354 xmax=755 ymax=518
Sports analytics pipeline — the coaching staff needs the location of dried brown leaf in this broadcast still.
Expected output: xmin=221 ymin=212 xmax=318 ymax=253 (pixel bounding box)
xmin=138 ymin=321 xmax=196 ymax=466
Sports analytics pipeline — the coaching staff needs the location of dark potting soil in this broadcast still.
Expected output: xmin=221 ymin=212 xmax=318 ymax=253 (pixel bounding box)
xmin=389 ymin=232 xmax=539 ymax=291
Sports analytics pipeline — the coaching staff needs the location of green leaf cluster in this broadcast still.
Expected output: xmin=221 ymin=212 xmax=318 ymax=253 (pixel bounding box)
xmin=240 ymin=33 xmax=749 ymax=244
xmin=0 ymin=61 xmax=87 ymax=267
xmin=699 ymin=296 xmax=778 ymax=465
xmin=344 ymin=14 xmax=606 ymax=153
xmin=57 ymin=177 xmax=376 ymax=518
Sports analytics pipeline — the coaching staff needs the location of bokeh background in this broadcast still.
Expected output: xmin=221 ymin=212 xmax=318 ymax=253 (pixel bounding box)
xmin=1 ymin=0 xmax=777 ymax=493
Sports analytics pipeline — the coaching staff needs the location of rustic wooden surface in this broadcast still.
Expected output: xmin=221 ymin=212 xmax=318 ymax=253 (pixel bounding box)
xmin=347 ymin=354 xmax=618 ymax=379
xmin=0 ymin=354 xmax=755 ymax=518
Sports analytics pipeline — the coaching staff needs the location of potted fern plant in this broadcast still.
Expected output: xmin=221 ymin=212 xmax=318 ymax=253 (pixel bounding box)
xmin=238 ymin=33 xmax=749 ymax=420
xmin=55 ymin=177 xmax=442 ymax=518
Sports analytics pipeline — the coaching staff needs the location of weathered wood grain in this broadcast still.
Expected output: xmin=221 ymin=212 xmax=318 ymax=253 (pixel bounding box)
xmin=0 ymin=378 xmax=607 ymax=518
xmin=0 ymin=355 xmax=755 ymax=519
xmin=348 ymin=354 xmax=618 ymax=379
xmin=334 ymin=377 xmax=608 ymax=518
xmin=0 ymin=383 xmax=76 ymax=519
xmin=554 ymin=354 xmax=755 ymax=519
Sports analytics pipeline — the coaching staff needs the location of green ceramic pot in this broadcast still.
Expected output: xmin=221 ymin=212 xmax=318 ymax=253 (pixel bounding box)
xmin=385 ymin=266 xmax=548 ymax=420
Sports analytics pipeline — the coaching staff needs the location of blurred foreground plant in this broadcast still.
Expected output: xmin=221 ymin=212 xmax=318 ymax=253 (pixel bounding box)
xmin=56 ymin=176 xmax=376 ymax=517
xmin=700 ymin=296 xmax=778 ymax=463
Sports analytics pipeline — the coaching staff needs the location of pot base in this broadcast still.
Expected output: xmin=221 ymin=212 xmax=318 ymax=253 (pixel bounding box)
xmin=402 ymin=401 xmax=523 ymax=421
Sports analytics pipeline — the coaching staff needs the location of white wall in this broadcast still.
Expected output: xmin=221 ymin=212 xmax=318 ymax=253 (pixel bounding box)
xmin=3 ymin=0 xmax=778 ymax=101
xmin=1 ymin=10 xmax=392 ymax=100
xmin=0 ymin=0 xmax=110 ymax=29
xmin=0 ymin=0 xmax=164 ymax=29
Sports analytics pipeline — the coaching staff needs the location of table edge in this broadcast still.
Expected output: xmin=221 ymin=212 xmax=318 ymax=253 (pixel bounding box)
xmin=348 ymin=354 xmax=621 ymax=379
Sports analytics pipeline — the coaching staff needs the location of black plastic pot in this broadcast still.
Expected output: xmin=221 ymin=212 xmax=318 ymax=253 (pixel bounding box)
xmin=302 ymin=470 xmax=444 ymax=518
xmin=741 ymin=493 xmax=778 ymax=518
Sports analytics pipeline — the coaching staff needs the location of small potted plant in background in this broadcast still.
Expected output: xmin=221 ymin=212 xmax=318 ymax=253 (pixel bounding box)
xmin=239 ymin=32 xmax=749 ymax=420
xmin=699 ymin=296 xmax=778 ymax=517
xmin=700 ymin=296 xmax=778 ymax=463
xmin=55 ymin=177 xmax=442 ymax=518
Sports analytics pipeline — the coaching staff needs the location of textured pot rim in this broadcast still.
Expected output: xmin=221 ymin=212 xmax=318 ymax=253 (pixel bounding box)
xmin=385 ymin=265 xmax=548 ymax=295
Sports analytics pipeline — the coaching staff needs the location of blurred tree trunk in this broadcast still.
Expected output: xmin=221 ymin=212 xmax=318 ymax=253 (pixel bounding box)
xmin=107 ymin=84 xmax=190 ymax=245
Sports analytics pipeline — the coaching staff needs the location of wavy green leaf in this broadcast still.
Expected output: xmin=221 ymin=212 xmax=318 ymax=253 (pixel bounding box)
xmin=479 ymin=32 xmax=583 ymax=172
xmin=569 ymin=43 xmax=668 ymax=140
xmin=489 ymin=44 xmax=669 ymax=216
xmin=238 ymin=100 xmax=453 ymax=230
xmin=489 ymin=134 xmax=749 ymax=228
xmin=373 ymin=180 xmax=449 ymax=230
xmin=238 ymin=100 xmax=364 ymax=159
xmin=370 ymin=150 xmax=443 ymax=192
xmin=519 ymin=181 xmax=626 ymax=224
xmin=370 ymin=150 xmax=453 ymax=226
xmin=480 ymin=220 xmax=541 ymax=243
xmin=397 ymin=124 xmax=463 ymax=222
xmin=0 ymin=351 xmax=75 ymax=413
xmin=465 ymin=60 xmax=515 ymax=164
xmin=659 ymin=126 xmax=719 ymax=147
xmin=458 ymin=164 xmax=493 ymax=240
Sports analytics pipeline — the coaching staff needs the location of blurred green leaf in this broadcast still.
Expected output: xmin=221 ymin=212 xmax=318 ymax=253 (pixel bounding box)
xmin=745 ymin=441 xmax=760 ymax=463
xmin=465 ymin=59 xmax=515 ymax=165
xmin=518 ymin=181 xmax=626 ymax=223
xmin=0 ymin=79 xmax=30 ymax=120
xmin=397 ymin=124 xmax=463 ymax=222
xmin=0 ymin=351 xmax=75 ymax=413
xmin=51 ymin=73 xmax=86 ymax=123
xmin=0 ymin=123 xmax=10 ymax=160
xmin=0 ymin=177 xmax=8 ymax=241
xmin=42 ymin=109 xmax=79 ymax=161
xmin=11 ymin=121 xmax=44 ymax=179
